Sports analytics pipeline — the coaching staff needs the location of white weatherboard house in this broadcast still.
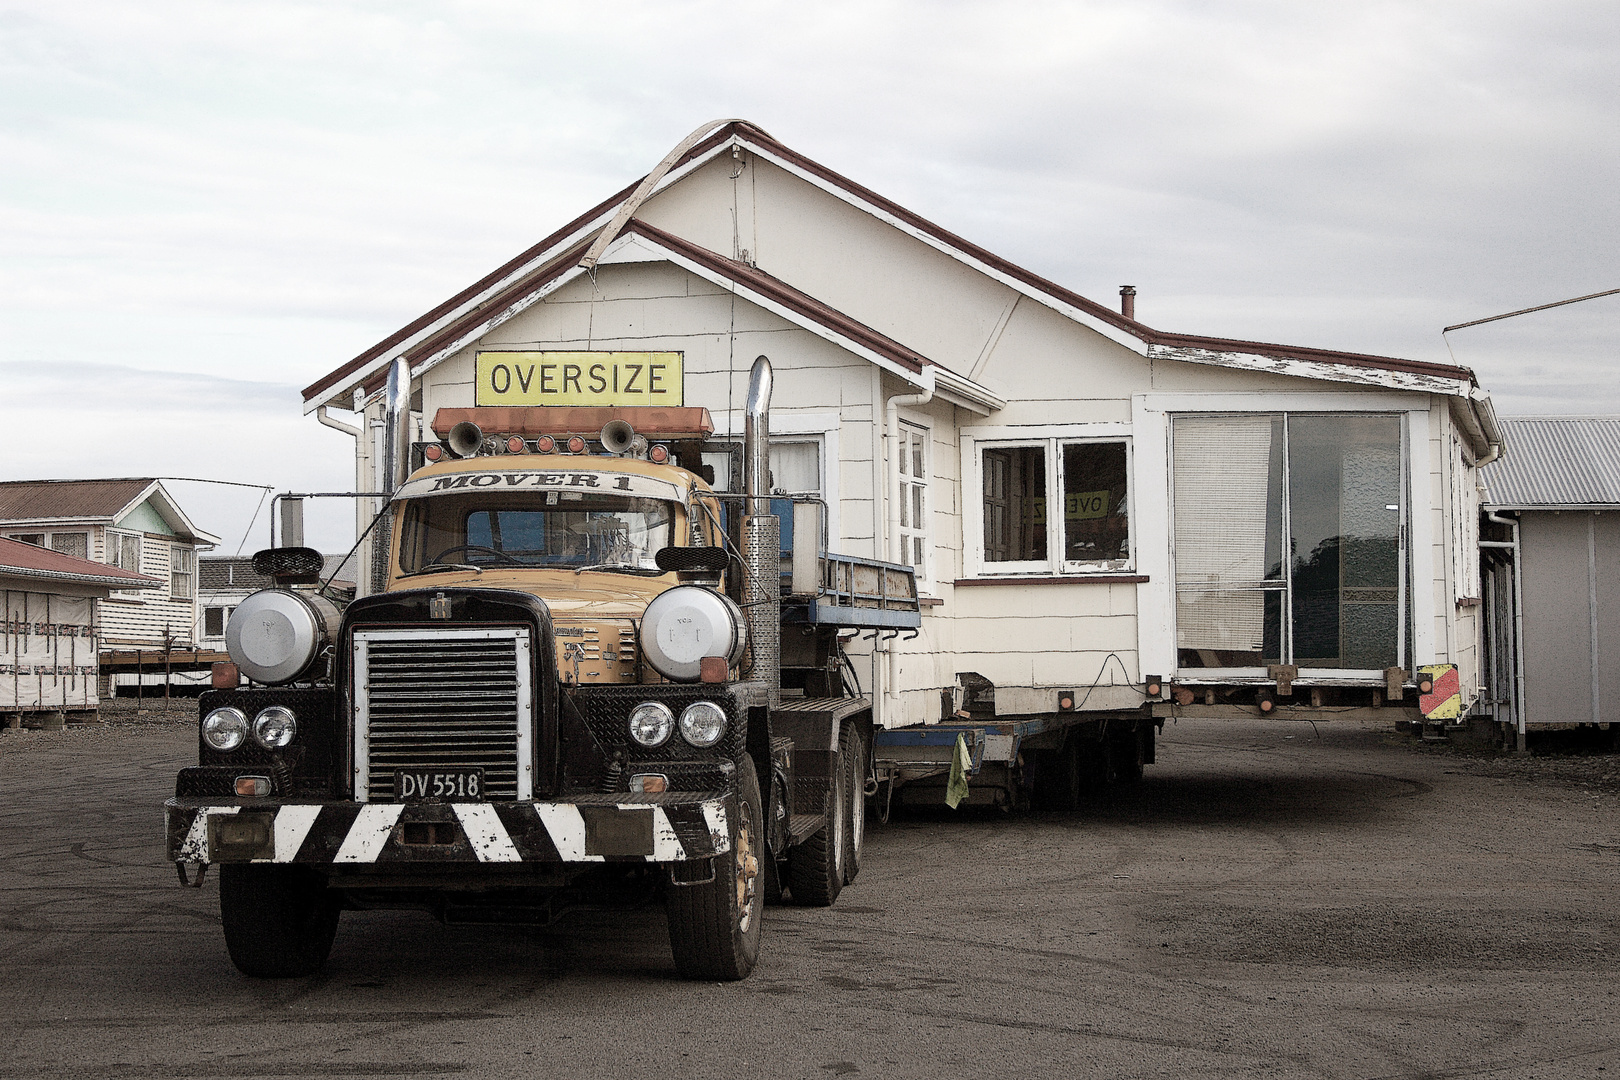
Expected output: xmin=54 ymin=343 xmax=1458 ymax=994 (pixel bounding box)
xmin=300 ymin=121 xmax=1501 ymax=729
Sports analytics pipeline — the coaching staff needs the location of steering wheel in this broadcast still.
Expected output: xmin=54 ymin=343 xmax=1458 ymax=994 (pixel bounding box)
xmin=427 ymin=544 xmax=521 ymax=566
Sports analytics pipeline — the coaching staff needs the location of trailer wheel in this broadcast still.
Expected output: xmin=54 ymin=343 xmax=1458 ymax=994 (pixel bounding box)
xmin=219 ymin=865 xmax=341 ymax=978
xmin=787 ymin=741 xmax=846 ymax=906
xmin=667 ymin=755 xmax=765 ymax=981
xmin=841 ymin=722 xmax=865 ymax=885
xmin=1113 ymin=727 xmax=1147 ymax=785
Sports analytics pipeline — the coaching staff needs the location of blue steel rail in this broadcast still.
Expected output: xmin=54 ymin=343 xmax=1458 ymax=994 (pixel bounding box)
xmin=873 ymin=715 xmax=1072 ymax=779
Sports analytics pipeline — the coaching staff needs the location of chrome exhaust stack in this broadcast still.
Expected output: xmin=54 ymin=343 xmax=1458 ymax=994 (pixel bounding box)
xmin=741 ymin=355 xmax=779 ymax=706
xmin=370 ymin=356 xmax=412 ymax=594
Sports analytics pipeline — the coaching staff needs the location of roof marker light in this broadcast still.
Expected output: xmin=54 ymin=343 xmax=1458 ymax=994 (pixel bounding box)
xmin=536 ymin=435 xmax=556 ymax=453
xmin=567 ymin=435 xmax=586 ymax=454
xmin=506 ymin=435 xmax=527 ymax=454
xmin=649 ymin=443 xmax=670 ymax=464
xmin=423 ymin=444 xmax=444 ymax=462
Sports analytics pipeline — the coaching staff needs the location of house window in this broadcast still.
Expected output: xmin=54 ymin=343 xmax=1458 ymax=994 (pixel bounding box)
xmin=981 ymin=440 xmax=1130 ymax=572
xmin=171 ymin=547 xmax=195 ymax=599
xmin=204 ymin=606 xmax=231 ymax=637
xmin=1172 ymin=413 xmax=1405 ymax=671
xmin=897 ymin=423 xmax=929 ymax=579
xmin=8 ymin=533 xmax=44 ymax=547
xmin=50 ymin=533 xmax=88 ymax=559
xmin=108 ymin=530 xmax=143 ymax=573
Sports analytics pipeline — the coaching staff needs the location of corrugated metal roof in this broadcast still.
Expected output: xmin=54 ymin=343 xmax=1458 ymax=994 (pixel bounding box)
xmin=1482 ymin=418 xmax=1620 ymax=507
xmin=0 ymin=479 xmax=155 ymax=521
xmin=0 ymin=537 xmax=161 ymax=589
xmin=200 ymin=553 xmax=359 ymax=593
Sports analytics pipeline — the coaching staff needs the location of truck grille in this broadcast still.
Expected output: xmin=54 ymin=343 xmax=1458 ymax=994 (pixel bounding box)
xmin=354 ymin=627 xmax=533 ymax=801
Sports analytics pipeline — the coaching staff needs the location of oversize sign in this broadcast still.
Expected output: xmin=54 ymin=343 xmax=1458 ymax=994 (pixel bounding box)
xmin=475 ymin=351 xmax=683 ymax=407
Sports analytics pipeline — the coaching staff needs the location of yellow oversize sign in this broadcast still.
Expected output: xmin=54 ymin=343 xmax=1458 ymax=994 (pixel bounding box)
xmin=475 ymin=352 xmax=683 ymax=407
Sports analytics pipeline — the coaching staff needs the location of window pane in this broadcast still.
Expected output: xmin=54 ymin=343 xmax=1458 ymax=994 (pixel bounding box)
xmin=50 ymin=533 xmax=88 ymax=559
xmin=10 ymin=534 xmax=44 ymax=547
xmin=912 ymin=485 xmax=924 ymax=530
xmin=1062 ymin=443 xmax=1129 ymax=563
xmin=770 ymin=442 xmax=820 ymax=495
xmin=1176 ymin=589 xmax=1283 ymax=668
xmin=982 ymin=447 xmax=1046 ymax=562
xmin=204 ymin=608 xmax=225 ymax=637
xmin=1287 ymin=415 xmax=1402 ymax=668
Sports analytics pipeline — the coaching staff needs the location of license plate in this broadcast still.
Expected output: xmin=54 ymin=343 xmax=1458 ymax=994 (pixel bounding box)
xmin=394 ymin=768 xmax=485 ymax=801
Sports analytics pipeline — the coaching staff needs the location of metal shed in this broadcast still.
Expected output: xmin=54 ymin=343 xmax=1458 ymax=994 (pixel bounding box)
xmin=1480 ymin=417 xmax=1620 ymax=746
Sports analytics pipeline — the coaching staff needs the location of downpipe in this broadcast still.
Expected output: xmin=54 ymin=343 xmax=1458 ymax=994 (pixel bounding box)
xmin=882 ymin=368 xmax=934 ymax=726
xmin=1483 ymin=511 xmax=1526 ymax=751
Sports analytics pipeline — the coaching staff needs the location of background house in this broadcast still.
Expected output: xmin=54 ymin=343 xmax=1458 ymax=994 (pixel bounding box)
xmin=0 ymin=536 xmax=159 ymax=725
xmin=1481 ymin=417 xmax=1620 ymax=746
xmin=0 ymin=479 xmax=219 ymax=653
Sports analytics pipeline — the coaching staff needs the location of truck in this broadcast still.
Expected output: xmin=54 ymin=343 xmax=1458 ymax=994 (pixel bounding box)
xmin=165 ymin=356 xmax=921 ymax=980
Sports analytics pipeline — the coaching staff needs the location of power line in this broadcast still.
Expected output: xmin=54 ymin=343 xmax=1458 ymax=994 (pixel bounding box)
xmin=1443 ymin=288 xmax=1620 ymax=334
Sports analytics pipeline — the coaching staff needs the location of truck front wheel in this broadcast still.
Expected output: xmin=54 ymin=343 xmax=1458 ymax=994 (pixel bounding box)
xmin=219 ymin=865 xmax=341 ymax=978
xmin=666 ymin=756 xmax=765 ymax=980
xmin=841 ymin=722 xmax=865 ymax=885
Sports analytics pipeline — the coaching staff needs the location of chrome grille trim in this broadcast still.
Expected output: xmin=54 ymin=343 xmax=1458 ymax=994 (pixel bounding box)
xmin=353 ymin=627 xmax=533 ymax=803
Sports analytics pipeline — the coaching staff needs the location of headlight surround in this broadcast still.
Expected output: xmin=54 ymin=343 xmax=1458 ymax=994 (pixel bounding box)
xmin=201 ymin=707 xmax=248 ymax=752
xmin=678 ymin=700 xmax=728 ymax=748
xmin=628 ymin=701 xmax=675 ymax=747
xmin=252 ymin=705 xmax=297 ymax=749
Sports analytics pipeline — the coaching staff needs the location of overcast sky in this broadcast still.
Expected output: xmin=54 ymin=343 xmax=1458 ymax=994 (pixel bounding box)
xmin=3 ymin=0 xmax=1615 ymax=552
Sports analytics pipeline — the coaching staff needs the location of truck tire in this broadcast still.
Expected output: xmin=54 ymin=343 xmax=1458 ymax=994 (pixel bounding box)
xmin=219 ymin=864 xmax=341 ymax=978
xmin=787 ymin=743 xmax=846 ymax=906
xmin=1114 ymin=726 xmax=1147 ymax=785
xmin=667 ymin=756 xmax=765 ymax=981
xmin=841 ymin=722 xmax=865 ymax=885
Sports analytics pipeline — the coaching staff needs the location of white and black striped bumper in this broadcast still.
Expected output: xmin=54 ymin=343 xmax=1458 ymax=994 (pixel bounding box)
xmin=165 ymin=795 xmax=731 ymax=867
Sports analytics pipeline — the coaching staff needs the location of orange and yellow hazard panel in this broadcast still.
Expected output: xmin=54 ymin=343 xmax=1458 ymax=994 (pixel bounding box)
xmin=1419 ymin=664 xmax=1462 ymax=720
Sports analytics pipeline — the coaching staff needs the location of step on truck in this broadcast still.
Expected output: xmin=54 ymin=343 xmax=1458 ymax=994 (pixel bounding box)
xmin=165 ymin=356 xmax=918 ymax=980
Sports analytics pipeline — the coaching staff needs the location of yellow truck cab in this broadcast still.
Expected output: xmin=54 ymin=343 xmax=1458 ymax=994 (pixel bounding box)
xmin=165 ymin=358 xmax=920 ymax=982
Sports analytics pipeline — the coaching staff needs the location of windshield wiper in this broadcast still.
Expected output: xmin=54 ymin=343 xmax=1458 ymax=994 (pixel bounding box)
xmin=399 ymin=561 xmax=483 ymax=578
xmin=573 ymin=562 xmax=661 ymax=576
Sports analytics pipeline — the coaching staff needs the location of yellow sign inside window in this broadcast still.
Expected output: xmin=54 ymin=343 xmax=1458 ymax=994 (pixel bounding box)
xmin=1066 ymin=491 xmax=1110 ymax=520
xmin=475 ymin=352 xmax=683 ymax=407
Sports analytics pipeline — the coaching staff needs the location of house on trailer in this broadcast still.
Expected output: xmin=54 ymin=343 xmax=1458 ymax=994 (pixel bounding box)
xmin=0 ymin=479 xmax=219 ymax=653
xmin=1480 ymin=417 xmax=1620 ymax=748
xmin=0 ymin=536 xmax=160 ymax=725
xmin=299 ymin=120 xmax=1501 ymax=729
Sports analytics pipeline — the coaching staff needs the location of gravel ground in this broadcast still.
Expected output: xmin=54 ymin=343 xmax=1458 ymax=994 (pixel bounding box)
xmin=0 ymin=715 xmax=1616 ymax=1079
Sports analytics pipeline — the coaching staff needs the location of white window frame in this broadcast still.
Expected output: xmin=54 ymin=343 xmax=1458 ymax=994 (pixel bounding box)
xmin=896 ymin=419 xmax=933 ymax=585
xmin=170 ymin=545 xmax=196 ymax=600
xmin=1131 ymin=391 xmax=1437 ymax=682
xmin=711 ymin=410 xmax=842 ymax=549
xmin=961 ymin=423 xmax=1135 ymax=578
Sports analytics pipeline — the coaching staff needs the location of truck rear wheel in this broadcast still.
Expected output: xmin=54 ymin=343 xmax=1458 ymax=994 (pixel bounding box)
xmin=219 ymin=864 xmax=341 ymax=978
xmin=841 ymin=722 xmax=865 ymax=885
xmin=667 ymin=756 xmax=765 ymax=981
xmin=787 ymin=741 xmax=846 ymax=906
xmin=1030 ymin=739 xmax=1082 ymax=811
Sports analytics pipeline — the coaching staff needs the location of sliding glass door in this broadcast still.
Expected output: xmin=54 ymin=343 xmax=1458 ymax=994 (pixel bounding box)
xmin=1172 ymin=414 xmax=1406 ymax=673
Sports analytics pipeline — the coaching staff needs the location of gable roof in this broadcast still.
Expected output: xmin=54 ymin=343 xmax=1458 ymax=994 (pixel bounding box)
xmin=0 ymin=536 xmax=161 ymax=590
xmin=0 ymin=479 xmax=221 ymax=546
xmin=1483 ymin=418 xmax=1620 ymax=508
xmin=302 ymin=120 xmax=1485 ymax=419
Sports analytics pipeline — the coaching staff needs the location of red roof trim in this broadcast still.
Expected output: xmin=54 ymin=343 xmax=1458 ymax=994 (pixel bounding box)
xmin=0 ymin=537 xmax=160 ymax=587
xmin=625 ymin=221 xmax=928 ymax=375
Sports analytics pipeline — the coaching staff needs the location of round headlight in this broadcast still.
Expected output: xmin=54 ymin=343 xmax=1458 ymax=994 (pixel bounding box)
xmin=679 ymin=700 xmax=728 ymax=748
xmin=628 ymin=701 xmax=675 ymax=747
xmin=253 ymin=706 xmax=297 ymax=749
xmin=202 ymin=707 xmax=248 ymax=752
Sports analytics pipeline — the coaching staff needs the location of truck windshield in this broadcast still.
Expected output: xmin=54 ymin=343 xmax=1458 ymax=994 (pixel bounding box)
xmin=398 ymin=493 xmax=677 ymax=573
